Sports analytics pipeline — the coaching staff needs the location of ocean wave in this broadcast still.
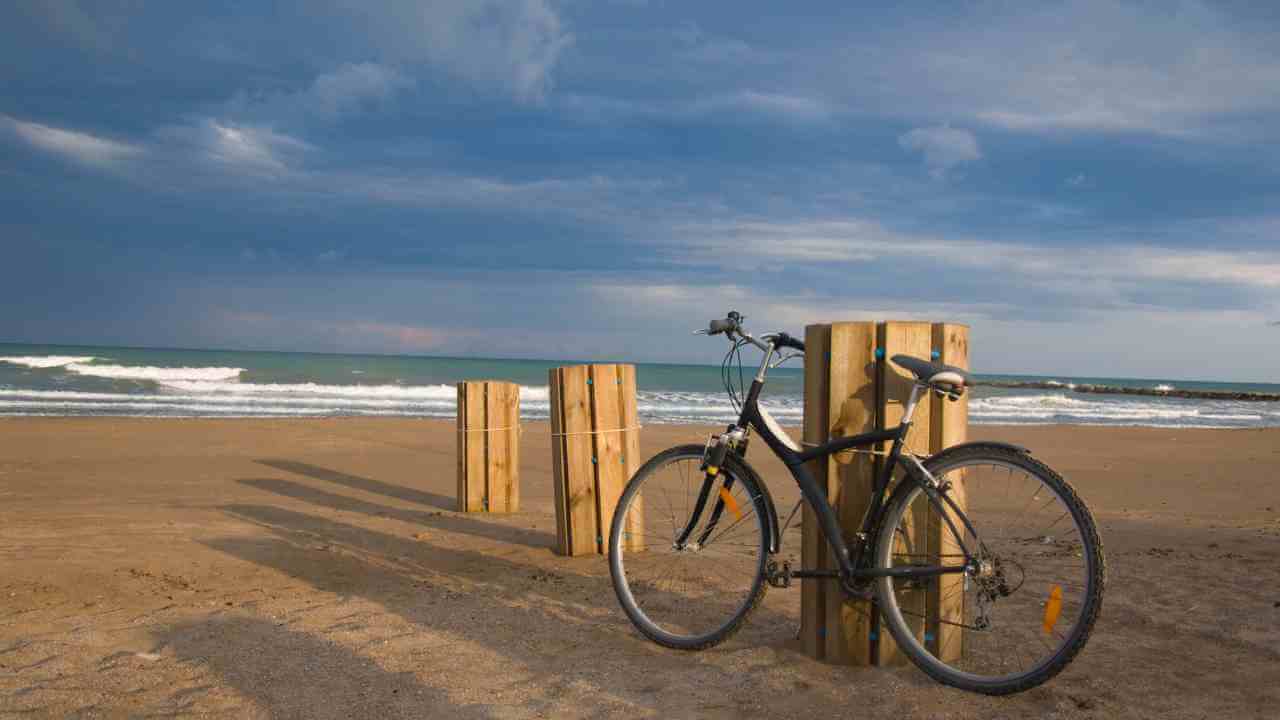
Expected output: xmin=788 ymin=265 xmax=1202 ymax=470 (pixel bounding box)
xmin=67 ymin=363 xmax=245 ymax=382
xmin=0 ymin=388 xmax=455 ymax=410
xmin=971 ymin=394 xmax=1263 ymax=423
xmin=0 ymin=386 xmax=799 ymax=422
xmin=158 ymin=379 xmax=553 ymax=401
xmin=0 ymin=355 xmax=96 ymax=368
xmin=972 ymin=393 xmax=1092 ymax=408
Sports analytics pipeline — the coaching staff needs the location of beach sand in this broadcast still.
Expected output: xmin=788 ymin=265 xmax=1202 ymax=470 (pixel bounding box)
xmin=1 ymin=418 xmax=1278 ymax=718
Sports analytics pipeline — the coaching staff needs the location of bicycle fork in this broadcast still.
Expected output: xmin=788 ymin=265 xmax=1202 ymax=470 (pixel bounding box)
xmin=674 ymin=433 xmax=741 ymax=549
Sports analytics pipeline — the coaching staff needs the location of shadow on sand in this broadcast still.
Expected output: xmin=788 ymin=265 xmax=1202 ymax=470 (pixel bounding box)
xmin=153 ymin=615 xmax=494 ymax=719
xmin=257 ymin=459 xmax=455 ymax=511
xmin=199 ymin=502 xmax=811 ymax=716
xmin=238 ymin=476 xmax=556 ymax=549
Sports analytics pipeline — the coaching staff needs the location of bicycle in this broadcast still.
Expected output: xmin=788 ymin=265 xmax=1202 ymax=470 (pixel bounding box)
xmin=608 ymin=311 xmax=1104 ymax=695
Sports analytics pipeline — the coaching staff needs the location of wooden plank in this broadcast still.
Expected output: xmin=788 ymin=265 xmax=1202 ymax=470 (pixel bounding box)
xmin=800 ymin=323 xmax=831 ymax=660
xmin=560 ymin=365 xmax=598 ymax=556
xmin=616 ymin=364 xmax=644 ymax=553
xmin=460 ymin=382 xmax=488 ymax=512
xmin=590 ymin=364 xmax=625 ymax=555
xmin=823 ymin=322 xmax=879 ymax=665
xmin=456 ymin=382 xmax=468 ymax=512
xmin=549 ymin=369 xmax=570 ymax=554
xmin=875 ymin=321 xmax=934 ymax=665
xmin=482 ymin=382 xmax=518 ymax=513
xmin=929 ymin=323 xmax=968 ymax=663
xmin=505 ymin=382 xmax=521 ymax=513
xmin=485 ymin=382 xmax=502 ymax=512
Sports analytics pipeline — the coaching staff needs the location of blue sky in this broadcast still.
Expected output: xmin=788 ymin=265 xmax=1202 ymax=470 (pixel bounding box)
xmin=2 ymin=1 xmax=1279 ymax=380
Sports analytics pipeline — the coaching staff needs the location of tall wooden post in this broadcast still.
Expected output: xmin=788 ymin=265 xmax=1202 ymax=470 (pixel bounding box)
xmin=799 ymin=321 xmax=969 ymax=666
xmin=549 ymin=364 xmax=642 ymax=556
xmin=456 ymin=380 xmax=520 ymax=513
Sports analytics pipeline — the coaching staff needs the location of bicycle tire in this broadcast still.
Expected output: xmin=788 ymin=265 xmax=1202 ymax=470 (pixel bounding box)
xmin=873 ymin=444 xmax=1105 ymax=695
xmin=608 ymin=444 xmax=770 ymax=650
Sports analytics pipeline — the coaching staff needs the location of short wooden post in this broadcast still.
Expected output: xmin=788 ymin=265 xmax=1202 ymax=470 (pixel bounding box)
xmin=455 ymin=380 xmax=520 ymax=513
xmin=799 ymin=321 xmax=968 ymax=666
xmin=549 ymin=364 xmax=642 ymax=556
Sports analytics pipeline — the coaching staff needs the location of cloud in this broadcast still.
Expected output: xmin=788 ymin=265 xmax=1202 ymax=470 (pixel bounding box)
xmin=898 ymin=125 xmax=981 ymax=178
xmin=333 ymin=0 xmax=572 ymax=102
xmin=214 ymin=310 xmax=450 ymax=353
xmin=2 ymin=115 xmax=141 ymax=167
xmin=702 ymin=91 xmax=832 ymax=122
xmin=158 ymin=119 xmax=312 ymax=174
xmin=667 ymin=217 xmax=1280 ymax=295
xmin=228 ymin=62 xmax=414 ymax=123
xmin=309 ymin=63 xmax=413 ymax=115
xmin=561 ymin=90 xmax=832 ymax=125
xmin=795 ymin=2 xmax=1280 ymax=138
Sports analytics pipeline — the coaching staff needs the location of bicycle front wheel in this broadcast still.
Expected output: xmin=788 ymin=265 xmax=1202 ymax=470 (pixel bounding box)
xmin=874 ymin=445 xmax=1105 ymax=695
xmin=608 ymin=444 xmax=769 ymax=650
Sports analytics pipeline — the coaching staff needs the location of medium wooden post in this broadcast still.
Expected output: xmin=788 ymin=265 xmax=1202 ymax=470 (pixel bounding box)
xmin=799 ymin=321 xmax=968 ymax=666
xmin=549 ymin=364 xmax=641 ymax=556
xmin=455 ymin=380 xmax=520 ymax=513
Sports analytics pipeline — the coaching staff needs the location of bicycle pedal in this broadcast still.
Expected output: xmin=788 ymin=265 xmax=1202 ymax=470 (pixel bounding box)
xmin=766 ymin=560 xmax=793 ymax=589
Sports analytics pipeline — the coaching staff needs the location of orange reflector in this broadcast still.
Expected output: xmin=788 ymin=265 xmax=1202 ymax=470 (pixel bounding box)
xmin=1043 ymin=585 xmax=1063 ymax=635
xmin=718 ymin=487 xmax=743 ymax=521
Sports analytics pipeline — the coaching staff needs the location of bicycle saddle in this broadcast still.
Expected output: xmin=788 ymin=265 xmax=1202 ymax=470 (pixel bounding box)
xmin=890 ymin=355 xmax=971 ymax=391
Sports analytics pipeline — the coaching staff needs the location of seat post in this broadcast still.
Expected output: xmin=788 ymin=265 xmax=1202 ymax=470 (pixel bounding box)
xmin=901 ymin=382 xmax=926 ymax=425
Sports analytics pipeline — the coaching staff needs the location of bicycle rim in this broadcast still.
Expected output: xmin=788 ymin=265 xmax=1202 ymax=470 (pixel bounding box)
xmin=610 ymin=448 xmax=768 ymax=649
xmin=875 ymin=452 xmax=1103 ymax=692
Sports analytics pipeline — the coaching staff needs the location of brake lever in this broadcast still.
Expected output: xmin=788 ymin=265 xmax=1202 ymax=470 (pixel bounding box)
xmin=770 ymin=351 xmax=802 ymax=369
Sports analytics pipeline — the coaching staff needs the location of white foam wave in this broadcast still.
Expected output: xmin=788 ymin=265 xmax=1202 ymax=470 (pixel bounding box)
xmin=0 ymin=355 xmax=96 ymax=368
xmin=159 ymin=379 xmax=553 ymax=401
xmin=0 ymin=386 xmax=802 ymax=423
xmin=973 ymin=393 xmax=1091 ymax=409
xmin=0 ymin=389 xmax=455 ymax=410
xmin=971 ymin=393 xmax=1265 ymax=424
xmin=67 ymin=364 xmax=245 ymax=381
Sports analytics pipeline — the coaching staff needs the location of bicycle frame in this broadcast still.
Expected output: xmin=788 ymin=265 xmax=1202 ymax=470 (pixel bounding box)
xmin=680 ymin=335 xmax=976 ymax=586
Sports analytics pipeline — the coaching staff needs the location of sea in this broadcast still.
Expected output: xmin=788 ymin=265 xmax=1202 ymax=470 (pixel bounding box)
xmin=1 ymin=342 xmax=1278 ymax=429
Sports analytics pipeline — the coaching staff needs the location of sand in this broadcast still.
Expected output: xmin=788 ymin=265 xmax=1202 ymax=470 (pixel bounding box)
xmin=1 ymin=418 xmax=1278 ymax=718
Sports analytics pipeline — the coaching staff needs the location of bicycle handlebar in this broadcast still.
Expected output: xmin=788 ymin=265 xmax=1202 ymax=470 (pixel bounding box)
xmin=707 ymin=318 xmax=735 ymax=335
xmin=773 ymin=332 xmax=805 ymax=353
xmin=701 ymin=312 xmax=805 ymax=353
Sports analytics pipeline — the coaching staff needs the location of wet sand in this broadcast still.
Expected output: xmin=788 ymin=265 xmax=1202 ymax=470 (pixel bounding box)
xmin=1 ymin=418 xmax=1278 ymax=718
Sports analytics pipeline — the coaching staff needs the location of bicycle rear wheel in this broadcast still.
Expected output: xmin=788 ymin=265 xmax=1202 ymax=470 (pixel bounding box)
xmin=608 ymin=444 xmax=769 ymax=650
xmin=873 ymin=445 xmax=1105 ymax=695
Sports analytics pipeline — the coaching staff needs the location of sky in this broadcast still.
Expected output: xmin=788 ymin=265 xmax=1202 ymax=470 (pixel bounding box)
xmin=2 ymin=1 xmax=1279 ymax=381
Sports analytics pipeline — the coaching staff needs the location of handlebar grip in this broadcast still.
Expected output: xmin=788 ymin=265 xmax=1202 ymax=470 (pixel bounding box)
xmin=708 ymin=318 xmax=735 ymax=335
xmin=775 ymin=332 xmax=805 ymax=352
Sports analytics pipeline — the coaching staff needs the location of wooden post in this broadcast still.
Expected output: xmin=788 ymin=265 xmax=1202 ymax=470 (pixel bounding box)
xmin=455 ymin=380 xmax=520 ymax=513
xmin=799 ymin=321 xmax=968 ymax=666
xmin=549 ymin=364 xmax=641 ymax=556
